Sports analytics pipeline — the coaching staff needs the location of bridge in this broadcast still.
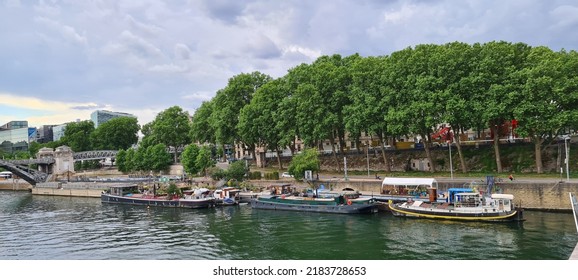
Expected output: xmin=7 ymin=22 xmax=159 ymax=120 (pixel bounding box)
xmin=73 ymin=150 xmax=118 ymax=161
xmin=0 ymin=147 xmax=119 ymax=186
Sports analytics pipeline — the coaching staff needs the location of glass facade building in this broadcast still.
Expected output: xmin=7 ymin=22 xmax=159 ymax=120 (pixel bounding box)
xmin=90 ymin=110 xmax=136 ymax=128
xmin=0 ymin=127 xmax=29 ymax=154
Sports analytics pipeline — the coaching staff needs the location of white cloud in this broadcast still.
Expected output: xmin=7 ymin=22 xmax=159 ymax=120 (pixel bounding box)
xmin=2 ymin=0 xmax=578 ymax=130
xmin=125 ymin=14 xmax=163 ymax=36
xmin=34 ymin=16 xmax=87 ymax=45
xmin=549 ymin=5 xmax=578 ymax=29
xmin=174 ymin=43 xmax=192 ymax=60
xmin=182 ymin=91 xmax=214 ymax=102
xmin=148 ymin=63 xmax=188 ymax=73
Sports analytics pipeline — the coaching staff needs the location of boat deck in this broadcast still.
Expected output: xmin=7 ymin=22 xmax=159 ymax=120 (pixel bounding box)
xmin=570 ymin=243 xmax=578 ymax=260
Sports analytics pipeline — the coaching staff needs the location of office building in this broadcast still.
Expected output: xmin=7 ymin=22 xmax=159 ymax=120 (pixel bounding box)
xmin=0 ymin=121 xmax=30 ymax=154
xmin=91 ymin=110 xmax=136 ymax=128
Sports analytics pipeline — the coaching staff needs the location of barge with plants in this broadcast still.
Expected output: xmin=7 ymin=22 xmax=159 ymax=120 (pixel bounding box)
xmin=250 ymin=191 xmax=379 ymax=214
xmin=101 ymin=185 xmax=215 ymax=208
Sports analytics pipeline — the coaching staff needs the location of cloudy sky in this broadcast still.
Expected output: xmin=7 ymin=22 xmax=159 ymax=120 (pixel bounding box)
xmin=1 ymin=0 xmax=578 ymax=128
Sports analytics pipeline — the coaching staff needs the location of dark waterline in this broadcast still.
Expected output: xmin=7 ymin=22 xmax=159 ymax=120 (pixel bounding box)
xmin=1 ymin=191 xmax=576 ymax=260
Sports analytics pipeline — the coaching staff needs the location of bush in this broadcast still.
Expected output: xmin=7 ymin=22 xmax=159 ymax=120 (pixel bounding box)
xmin=264 ymin=172 xmax=279 ymax=180
xmin=248 ymin=171 xmax=262 ymax=180
xmin=208 ymin=167 xmax=226 ymax=180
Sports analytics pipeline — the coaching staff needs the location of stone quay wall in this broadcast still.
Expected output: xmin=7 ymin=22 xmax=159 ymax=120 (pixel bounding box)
xmin=6 ymin=177 xmax=577 ymax=211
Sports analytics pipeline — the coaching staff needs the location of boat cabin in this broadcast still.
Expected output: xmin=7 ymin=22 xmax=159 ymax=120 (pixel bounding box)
xmin=381 ymin=177 xmax=437 ymax=198
xmin=268 ymin=184 xmax=297 ymax=195
xmin=106 ymin=185 xmax=140 ymax=196
xmin=213 ymin=187 xmax=241 ymax=200
xmin=453 ymin=192 xmax=482 ymax=208
xmin=453 ymin=192 xmax=515 ymax=211
xmin=446 ymin=188 xmax=474 ymax=203
xmin=488 ymin=193 xmax=515 ymax=211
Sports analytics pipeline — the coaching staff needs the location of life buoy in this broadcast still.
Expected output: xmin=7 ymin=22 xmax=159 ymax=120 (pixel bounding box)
xmin=347 ymin=199 xmax=352 ymax=206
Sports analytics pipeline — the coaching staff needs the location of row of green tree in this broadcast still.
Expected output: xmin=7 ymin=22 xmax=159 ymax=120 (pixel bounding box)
xmin=187 ymin=41 xmax=578 ymax=174
xmin=29 ymin=117 xmax=140 ymax=155
xmin=19 ymin=40 xmax=578 ymax=177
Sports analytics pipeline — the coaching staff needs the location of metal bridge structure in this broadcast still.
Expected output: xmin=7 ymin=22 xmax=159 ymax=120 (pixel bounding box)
xmin=73 ymin=150 xmax=118 ymax=161
xmin=0 ymin=150 xmax=119 ymax=185
xmin=0 ymin=159 xmax=49 ymax=185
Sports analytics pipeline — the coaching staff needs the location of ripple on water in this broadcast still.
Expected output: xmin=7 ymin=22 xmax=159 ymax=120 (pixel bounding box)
xmin=1 ymin=192 xmax=577 ymax=260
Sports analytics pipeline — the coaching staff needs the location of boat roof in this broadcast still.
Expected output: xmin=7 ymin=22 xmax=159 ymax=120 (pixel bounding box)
xmin=455 ymin=192 xmax=480 ymax=196
xmin=107 ymin=184 xmax=138 ymax=189
xmin=491 ymin=193 xmax=514 ymax=200
xmin=382 ymin=177 xmax=437 ymax=187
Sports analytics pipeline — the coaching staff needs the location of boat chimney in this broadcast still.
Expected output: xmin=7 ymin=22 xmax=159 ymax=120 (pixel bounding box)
xmin=428 ymin=187 xmax=437 ymax=203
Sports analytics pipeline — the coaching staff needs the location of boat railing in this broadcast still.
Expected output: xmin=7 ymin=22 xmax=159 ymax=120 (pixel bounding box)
xmin=569 ymin=193 xmax=578 ymax=234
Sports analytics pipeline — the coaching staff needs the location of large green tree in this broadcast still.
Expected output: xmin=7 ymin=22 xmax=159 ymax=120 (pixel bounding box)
xmin=190 ymin=101 xmax=216 ymax=144
xmin=287 ymin=148 xmax=320 ymax=180
xmin=211 ymin=71 xmax=272 ymax=160
xmin=91 ymin=117 xmax=140 ymax=150
xmin=386 ymin=44 xmax=447 ymax=172
xmin=440 ymin=42 xmax=478 ymax=173
xmin=115 ymin=149 xmax=128 ymax=173
xmin=196 ymin=146 xmax=214 ymax=177
xmin=181 ymin=144 xmax=201 ymax=177
xmin=513 ymin=47 xmax=569 ymax=173
xmin=474 ymin=41 xmax=531 ymax=172
xmin=61 ymin=120 xmax=94 ymax=152
xmin=142 ymin=106 xmax=191 ymax=162
xmin=347 ymin=55 xmax=393 ymax=172
xmin=238 ymin=78 xmax=288 ymax=169
xmin=145 ymin=143 xmax=173 ymax=172
xmin=290 ymin=54 xmax=360 ymax=171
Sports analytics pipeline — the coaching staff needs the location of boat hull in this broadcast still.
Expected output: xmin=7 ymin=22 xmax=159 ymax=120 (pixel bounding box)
xmin=251 ymin=198 xmax=378 ymax=214
xmin=101 ymin=194 xmax=215 ymax=209
xmin=389 ymin=201 xmax=524 ymax=222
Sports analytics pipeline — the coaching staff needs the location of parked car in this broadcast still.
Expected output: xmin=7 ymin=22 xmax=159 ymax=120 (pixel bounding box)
xmin=281 ymin=172 xmax=294 ymax=178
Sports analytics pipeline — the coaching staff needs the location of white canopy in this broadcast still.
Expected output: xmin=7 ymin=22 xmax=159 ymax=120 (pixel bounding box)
xmin=491 ymin=193 xmax=514 ymax=200
xmin=194 ymin=188 xmax=210 ymax=196
xmin=381 ymin=177 xmax=437 ymax=188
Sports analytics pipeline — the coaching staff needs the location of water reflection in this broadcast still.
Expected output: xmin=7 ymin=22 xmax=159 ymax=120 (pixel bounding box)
xmin=0 ymin=191 xmax=576 ymax=260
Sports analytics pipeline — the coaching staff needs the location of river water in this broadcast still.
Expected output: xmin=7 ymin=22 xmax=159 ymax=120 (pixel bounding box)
xmin=1 ymin=190 xmax=577 ymax=260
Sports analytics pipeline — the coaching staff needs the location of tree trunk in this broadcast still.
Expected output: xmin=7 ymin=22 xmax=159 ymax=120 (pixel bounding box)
xmin=379 ymin=135 xmax=391 ymax=173
xmin=331 ymin=141 xmax=341 ymax=172
xmin=173 ymin=146 xmax=179 ymax=163
xmin=276 ymin=149 xmax=283 ymax=170
xmin=454 ymin=133 xmax=468 ymax=173
xmin=491 ymin=124 xmax=503 ymax=173
xmin=222 ymin=144 xmax=227 ymax=162
xmin=534 ymin=136 xmax=543 ymax=174
xmin=422 ymin=133 xmax=436 ymax=173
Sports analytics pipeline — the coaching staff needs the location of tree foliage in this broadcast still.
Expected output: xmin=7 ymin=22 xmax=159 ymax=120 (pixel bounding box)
xmin=212 ymin=72 xmax=272 ymax=149
xmin=60 ymin=120 xmax=95 ymax=152
xmin=179 ymin=41 xmax=578 ymax=175
xmin=181 ymin=144 xmax=201 ymax=176
xmin=115 ymin=144 xmax=171 ymax=174
xmin=91 ymin=117 xmax=140 ymax=150
xmin=227 ymin=160 xmax=247 ymax=181
xmin=287 ymin=148 xmax=320 ymax=180
xmin=196 ymin=146 xmax=214 ymax=177
xmin=141 ymin=106 xmax=191 ymax=162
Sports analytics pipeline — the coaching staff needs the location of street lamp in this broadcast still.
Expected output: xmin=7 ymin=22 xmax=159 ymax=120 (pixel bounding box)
xmin=565 ymin=136 xmax=571 ymax=181
xmin=448 ymin=140 xmax=453 ymax=179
